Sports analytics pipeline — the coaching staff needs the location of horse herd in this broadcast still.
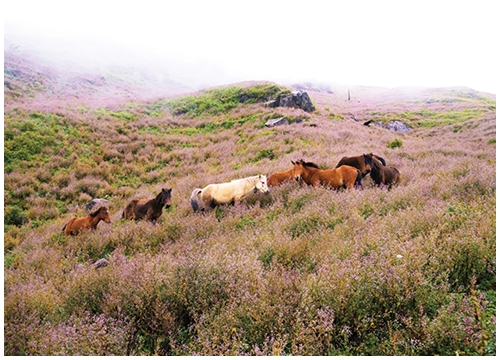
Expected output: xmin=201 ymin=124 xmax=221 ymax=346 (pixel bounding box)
xmin=62 ymin=153 xmax=401 ymax=235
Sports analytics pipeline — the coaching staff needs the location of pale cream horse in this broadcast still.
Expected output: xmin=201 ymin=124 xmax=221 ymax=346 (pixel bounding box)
xmin=190 ymin=175 xmax=269 ymax=211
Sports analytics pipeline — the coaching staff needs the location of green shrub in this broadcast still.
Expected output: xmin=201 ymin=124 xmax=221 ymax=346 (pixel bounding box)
xmin=251 ymin=149 xmax=275 ymax=163
xmin=387 ymin=138 xmax=403 ymax=149
xmin=5 ymin=205 xmax=27 ymax=226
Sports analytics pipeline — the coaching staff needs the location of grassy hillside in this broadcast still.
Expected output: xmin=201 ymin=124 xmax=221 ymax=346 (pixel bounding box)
xmin=3 ymin=55 xmax=496 ymax=355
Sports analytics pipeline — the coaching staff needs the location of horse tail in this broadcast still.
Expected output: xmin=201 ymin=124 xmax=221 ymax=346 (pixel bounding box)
xmin=355 ymin=169 xmax=363 ymax=189
xmin=62 ymin=223 xmax=67 ymax=233
xmin=190 ymin=188 xmax=203 ymax=211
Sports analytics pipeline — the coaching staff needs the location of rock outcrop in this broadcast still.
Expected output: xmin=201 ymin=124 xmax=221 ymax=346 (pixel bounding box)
xmin=268 ymin=91 xmax=315 ymax=112
xmin=373 ymin=120 xmax=412 ymax=133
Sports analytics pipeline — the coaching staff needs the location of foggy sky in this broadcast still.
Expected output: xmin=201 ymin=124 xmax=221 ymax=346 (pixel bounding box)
xmin=3 ymin=0 xmax=498 ymax=94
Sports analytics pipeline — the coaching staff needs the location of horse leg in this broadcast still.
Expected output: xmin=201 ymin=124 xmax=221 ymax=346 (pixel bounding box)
xmin=353 ymin=169 xmax=363 ymax=189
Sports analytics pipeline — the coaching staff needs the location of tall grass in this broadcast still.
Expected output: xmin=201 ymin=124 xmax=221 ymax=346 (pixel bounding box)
xmin=3 ymin=77 xmax=496 ymax=355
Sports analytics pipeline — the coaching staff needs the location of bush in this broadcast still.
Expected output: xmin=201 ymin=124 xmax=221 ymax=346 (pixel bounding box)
xmin=5 ymin=205 xmax=27 ymax=226
xmin=387 ymin=138 xmax=403 ymax=149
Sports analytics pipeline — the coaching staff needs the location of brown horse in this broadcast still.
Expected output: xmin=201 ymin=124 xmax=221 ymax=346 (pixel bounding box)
xmin=292 ymin=159 xmax=362 ymax=189
xmin=267 ymin=168 xmax=295 ymax=186
xmin=370 ymin=157 xmax=401 ymax=189
xmin=335 ymin=153 xmax=386 ymax=177
xmin=267 ymin=162 xmax=319 ymax=186
xmin=62 ymin=206 xmax=111 ymax=235
xmin=122 ymin=188 xmax=172 ymax=221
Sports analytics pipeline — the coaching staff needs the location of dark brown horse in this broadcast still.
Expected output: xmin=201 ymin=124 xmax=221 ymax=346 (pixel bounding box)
xmin=370 ymin=157 xmax=401 ymax=189
xmin=335 ymin=153 xmax=386 ymax=177
xmin=267 ymin=162 xmax=319 ymax=186
xmin=292 ymin=159 xmax=362 ymax=189
xmin=62 ymin=206 xmax=111 ymax=236
xmin=122 ymin=188 xmax=172 ymax=221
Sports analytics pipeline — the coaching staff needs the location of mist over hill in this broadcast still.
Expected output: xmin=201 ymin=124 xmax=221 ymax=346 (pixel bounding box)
xmin=3 ymin=45 xmax=496 ymax=356
xmin=4 ymin=47 xmax=194 ymax=110
xmin=5 ymin=46 xmax=495 ymax=111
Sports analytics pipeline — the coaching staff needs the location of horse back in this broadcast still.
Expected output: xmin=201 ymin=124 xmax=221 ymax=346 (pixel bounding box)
xmin=337 ymin=165 xmax=362 ymax=189
xmin=388 ymin=166 xmax=401 ymax=184
xmin=64 ymin=217 xmax=84 ymax=235
xmin=268 ymin=169 xmax=293 ymax=186
xmin=336 ymin=156 xmax=367 ymax=176
xmin=132 ymin=199 xmax=153 ymax=220
xmin=63 ymin=218 xmax=75 ymax=235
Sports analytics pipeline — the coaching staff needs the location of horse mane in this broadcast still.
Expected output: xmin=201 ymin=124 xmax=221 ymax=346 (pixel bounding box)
xmin=372 ymin=157 xmax=383 ymax=168
xmin=367 ymin=153 xmax=386 ymax=166
xmin=375 ymin=155 xmax=387 ymax=166
xmin=89 ymin=207 xmax=105 ymax=217
xmin=299 ymin=160 xmax=320 ymax=169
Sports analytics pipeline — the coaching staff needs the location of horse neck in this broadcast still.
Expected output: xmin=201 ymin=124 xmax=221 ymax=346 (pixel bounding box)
xmin=372 ymin=159 xmax=383 ymax=174
xmin=153 ymin=194 xmax=164 ymax=209
xmin=90 ymin=214 xmax=103 ymax=227
xmin=301 ymin=165 xmax=316 ymax=180
xmin=243 ymin=176 xmax=258 ymax=192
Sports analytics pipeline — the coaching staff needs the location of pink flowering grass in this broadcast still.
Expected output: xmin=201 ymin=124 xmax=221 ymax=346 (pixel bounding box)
xmin=3 ymin=50 xmax=496 ymax=355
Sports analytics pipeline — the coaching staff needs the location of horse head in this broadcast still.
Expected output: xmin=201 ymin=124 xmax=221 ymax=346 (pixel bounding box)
xmin=255 ymin=175 xmax=270 ymax=195
xmin=363 ymin=154 xmax=374 ymax=173
xmin=92 ymin=207 xmax=112 ymax=223
xmin=292 ymin=160 xmax=304 ymax=182
xmin=158 ymin=188 xmax=172 ymax=208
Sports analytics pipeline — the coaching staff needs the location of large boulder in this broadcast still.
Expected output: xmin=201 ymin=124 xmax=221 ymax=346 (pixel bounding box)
xmin=265 ymin=117 xmax=289 ymax=127
xmin=267 ymin=91 xmax=315 ymax=112
xmin=374 ymin=120 xmax=412 ymax=133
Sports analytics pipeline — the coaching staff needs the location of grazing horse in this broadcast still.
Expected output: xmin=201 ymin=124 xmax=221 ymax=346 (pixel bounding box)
xmin=267 ymin=162 xmax=319 ymax=186
xmin=370 ymin=157 xmax=401 ymax=189
xmin=191 ymin=175 xmax=269 ymax=211
xmin=122 ymin=188 xmax=172 ymax=221
xmin=62 ymin=206 xmax=111 ymax=236
xmin=335 ymin=153 xmax=387 ymax=177
xmin=292 ymin=159 xmax=362 ymax=190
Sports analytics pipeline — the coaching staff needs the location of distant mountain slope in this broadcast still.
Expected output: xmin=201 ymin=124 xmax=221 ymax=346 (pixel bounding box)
xmin=4 ymin=48 xmax=193 ymax=109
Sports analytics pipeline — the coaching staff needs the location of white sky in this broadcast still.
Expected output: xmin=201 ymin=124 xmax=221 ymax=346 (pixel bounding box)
xmin=3 ymin=0 xmax=499 ymax=93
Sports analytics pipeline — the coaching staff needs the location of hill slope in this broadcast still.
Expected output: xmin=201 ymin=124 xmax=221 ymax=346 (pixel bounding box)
xmin=4 ymin=48 xmax=192 ymax=110
xmin=3 ymin=52 xmax=496 ymax=355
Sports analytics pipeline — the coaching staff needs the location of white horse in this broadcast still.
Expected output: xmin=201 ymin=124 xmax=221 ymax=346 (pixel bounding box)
xmin=190 ymin=174 xmax=269 ymax=211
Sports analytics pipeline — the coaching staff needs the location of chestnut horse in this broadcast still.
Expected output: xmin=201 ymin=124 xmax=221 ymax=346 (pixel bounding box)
xmin=370 ymin=157 xmax=401 ymax=189
xmin=62 ymin=206 xmax=111 ymax=235
xmin=335 ymin=153 xmax=386 ymax=177
xmin=122 ymin=188 xmax=172 ymax=221
xmin=267 ymin=162 xmax=319 ymax=186
xmin=191 ymin=175 xmax=269 ymax=211
xmin=292 ymin=159 xmax=362 ymax=189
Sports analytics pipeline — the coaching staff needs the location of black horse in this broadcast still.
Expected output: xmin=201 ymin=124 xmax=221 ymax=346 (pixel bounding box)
xmin=122 ymin=188 xmax=172 ymax=222
xmin=370 ymin=158 xmax=401 ymax=189
xmin=335 ymin=153 xmax=386 ymax=177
